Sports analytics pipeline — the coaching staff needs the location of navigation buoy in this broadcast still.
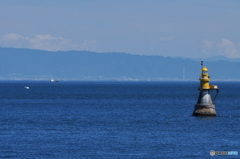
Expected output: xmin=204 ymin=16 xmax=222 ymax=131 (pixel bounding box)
xmin=193 ymin=61 xmax=219 ymax=116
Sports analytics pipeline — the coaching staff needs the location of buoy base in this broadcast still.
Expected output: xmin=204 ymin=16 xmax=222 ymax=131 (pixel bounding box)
xmin=193 ymin=104 xmax=216 ymax=116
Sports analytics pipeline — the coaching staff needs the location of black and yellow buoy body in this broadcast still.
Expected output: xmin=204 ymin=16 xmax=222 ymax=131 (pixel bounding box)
xmin=193 ymin=63 xmax=219 ymax=116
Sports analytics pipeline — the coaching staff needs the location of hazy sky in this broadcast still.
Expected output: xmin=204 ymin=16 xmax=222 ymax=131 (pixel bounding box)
xmin=0 ymin=0 xmax=240 ymax=58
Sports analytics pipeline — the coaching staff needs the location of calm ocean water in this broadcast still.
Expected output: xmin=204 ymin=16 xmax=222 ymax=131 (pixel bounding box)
xmin=0 ymin=81 xmax=239 ymax=158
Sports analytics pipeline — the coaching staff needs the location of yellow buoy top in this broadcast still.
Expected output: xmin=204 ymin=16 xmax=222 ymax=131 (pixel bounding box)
xmin=200 ymin=66 xmax=210 ymax=89
xmin=202 ymin=67 xmax=208 ymax=72
xmin=198 ymin=62 xmax=218 ymax=90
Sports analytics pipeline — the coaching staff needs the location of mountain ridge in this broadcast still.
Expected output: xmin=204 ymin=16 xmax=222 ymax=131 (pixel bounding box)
xmin=0 ymin=47 xmax=239 ymax=80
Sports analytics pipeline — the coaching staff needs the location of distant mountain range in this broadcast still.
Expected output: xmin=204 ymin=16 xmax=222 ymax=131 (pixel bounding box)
xmin=0 ymin=47 xmax=239 ymax=80
xmin=187 ymin=55 xmax=240 ymax=62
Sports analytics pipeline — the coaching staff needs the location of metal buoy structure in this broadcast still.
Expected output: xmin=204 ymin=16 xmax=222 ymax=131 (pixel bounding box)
xmin=193 ymin=61 xmax=219 ymax=116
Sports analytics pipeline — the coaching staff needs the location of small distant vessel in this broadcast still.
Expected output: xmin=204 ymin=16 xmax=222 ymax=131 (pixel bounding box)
xmin=50 ymin=79 xmax=59 ymax=82
xmin=24 ymin=86 xmax=30 ymax=89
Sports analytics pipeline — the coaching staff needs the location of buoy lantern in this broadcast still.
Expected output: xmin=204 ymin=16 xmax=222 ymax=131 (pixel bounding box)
xmin=193 ymin=61 xmax=219 ymax=116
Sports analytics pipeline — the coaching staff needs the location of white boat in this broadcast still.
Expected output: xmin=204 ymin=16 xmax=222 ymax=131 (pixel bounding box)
xmin=50 ymin=79 xmax=59 ymax=82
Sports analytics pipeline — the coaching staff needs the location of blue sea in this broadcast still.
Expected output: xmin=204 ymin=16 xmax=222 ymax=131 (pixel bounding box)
xmin=0 ymin=81 xmax=239 ymax=158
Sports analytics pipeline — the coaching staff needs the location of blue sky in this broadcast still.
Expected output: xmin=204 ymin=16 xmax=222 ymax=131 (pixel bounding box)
xmin=0 ymin=0 xmax=240 ymax=58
